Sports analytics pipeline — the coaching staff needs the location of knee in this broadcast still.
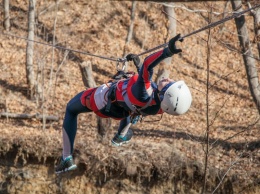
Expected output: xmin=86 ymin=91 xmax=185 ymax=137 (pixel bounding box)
xmin=65 ymin=100 xmax=77 ymax=115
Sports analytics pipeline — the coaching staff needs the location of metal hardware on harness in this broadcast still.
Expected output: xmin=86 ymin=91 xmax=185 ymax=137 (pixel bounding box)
xmin=105 ymin=82 xmax=117 ymax=112
xmin=122 ymin=84 xmax=153 ymax=116
xmin=117 ymin=58 xmax=127 ymax=71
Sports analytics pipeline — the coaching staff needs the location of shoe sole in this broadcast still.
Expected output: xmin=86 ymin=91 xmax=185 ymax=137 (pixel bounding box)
xmin=111 ymin=140 xmax=129 ymax=146
xmin=55 ymin=164 xmax=77 ymax=174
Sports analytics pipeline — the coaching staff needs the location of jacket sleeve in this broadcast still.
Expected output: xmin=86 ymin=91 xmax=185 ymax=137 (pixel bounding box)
xmin=139 ymin=47 xmax=173 ymax=84
xmin=131 ymin=48 xmax=173 ymax=102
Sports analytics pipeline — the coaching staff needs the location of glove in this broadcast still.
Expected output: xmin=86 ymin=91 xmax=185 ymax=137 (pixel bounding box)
xmin=168 ymin=34 xmax=183 ymax=54
xmin=126 ymin=54 xmax=141 ymax=71
xmin=126 ymin=54 xmax=139 ymax=62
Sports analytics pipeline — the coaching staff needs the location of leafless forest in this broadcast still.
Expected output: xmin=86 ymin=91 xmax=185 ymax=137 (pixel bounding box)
xmin=0 ymin=0 xmax=259 ymax=193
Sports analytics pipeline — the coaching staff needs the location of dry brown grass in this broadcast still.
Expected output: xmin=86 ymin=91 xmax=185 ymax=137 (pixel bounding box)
xmin=0 ymin=0 xmax=260 ymax=193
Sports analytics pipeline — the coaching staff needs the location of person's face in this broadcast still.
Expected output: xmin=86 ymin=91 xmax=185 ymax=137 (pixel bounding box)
xmin=158 ymin=78 xmax=174 ymax=91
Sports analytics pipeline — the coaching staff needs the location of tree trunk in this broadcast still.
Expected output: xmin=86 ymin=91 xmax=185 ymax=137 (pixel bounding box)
xmin=231 ymin=0 xmax=260 ymax=114
xmin=79 ymin=61 xmax=97 ymax=88
xmin=126 ymin=1 xmax=136 ymax=44
xmin=156 ymin=3 xmax=176 ymax=84
xmin=165 ymin=3 xmax=176 ymax=38
xmin=252 ymin=6 xmax=260 ymax=57
xmin=80 ymin=61 xmax=111 ymax=138
xmin=123 ymin=1 xmax=137 ymax=60
xmin=26 ymin=0 xmax=37 ymax=99
xmin=3 ymin=0 xmax=10 ymax=31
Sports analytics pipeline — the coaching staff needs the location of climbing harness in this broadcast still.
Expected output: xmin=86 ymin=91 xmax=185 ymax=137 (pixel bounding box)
xmin=116 ymin=58 xmax=127 ymax=71
xmin=111 ymin=70 xmax=135 ymax=80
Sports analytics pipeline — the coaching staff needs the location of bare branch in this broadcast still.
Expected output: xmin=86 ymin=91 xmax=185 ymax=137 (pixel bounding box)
xmin=201 ymin=6 xmax=213 ymax=193
xmin=208 ymin=96 xmax=231 ymax=127
xmin=158 ymin=2 xmax=225 ymax=16
xmin=209 ymin=116 xmax=260 ymax=151
xmin=216 ymin=39 xmax=260 ymax=62
xmin=209 ymin=68 xmax=242 ymax=90
xmin=221 ymin=117 xmax=260 ymax=143
xmin=212 ymin=153 xmax=243 ymax=194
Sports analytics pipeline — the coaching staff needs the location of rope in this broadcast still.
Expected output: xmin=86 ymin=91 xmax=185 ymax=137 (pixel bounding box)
xmin=137 ymin=3 xmax=260 ymax=57
xmin=1 ymin=32 xmax=121 ymax=62
xmin=2 ymin=3 xmax=260 ymax=64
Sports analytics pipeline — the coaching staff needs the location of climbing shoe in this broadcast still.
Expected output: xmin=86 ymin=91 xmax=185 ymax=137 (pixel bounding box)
xmin=55 ymin=155 xmax=77 ymax=174
xmin=111 ymin=129 xmax=133 ymax=146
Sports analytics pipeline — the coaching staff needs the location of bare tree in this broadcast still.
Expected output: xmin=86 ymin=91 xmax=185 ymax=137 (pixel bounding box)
xmin=164 ymin=3 xmax=177 ymax=41
xmin=201 ymin=7 xmax=213 ymax=193
xmin=3 ymin=0 xmax=10 ymax=31
xmin=80 ymin=61 xmax=111 ymax=138
xmin=41 ymin=1 xmax=60 ymax=130
xmin=80 ymin=61 xmax=97 ymax=88
xmin=248 ymin=2 xmax=260 ymax=57
xmin=26 ymin=0 xmax=37 ymax=99
xmin=123 ymin=0 xmax=137 ymax=63
xmin=156 ymin=3 xmax=176 ymax=84
xmin=126 ymin=1 xmax=136 ymax=44
xmin=231 ymin=0 xmax=260 ymax=114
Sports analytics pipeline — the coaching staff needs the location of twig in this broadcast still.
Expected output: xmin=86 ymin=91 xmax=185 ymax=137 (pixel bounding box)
xmin=209 ymin=67 xmax=242 ymax=90
xmin=202 ymin=5 xmax=213 ymax=194
xmin=209 ymin=116 xmax=260 ymax=151
xmin=159 ymin=3 xmax=224 ymax=15
xmin=161 ymin=7 xmax=182 ymax=25
xmin=208 ymin=96 xmax=231 ymax=127
xmin=53 ymin=50 xmax=70 ymax=102
xmin=211 ymin=153 xmax=243 ymax=194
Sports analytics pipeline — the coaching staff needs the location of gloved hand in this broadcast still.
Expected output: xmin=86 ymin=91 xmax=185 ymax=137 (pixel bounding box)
xmin=126 ymin=54 xmax=141 ymax=72
xmin=168 ymin=34 xmax=183 ymax=54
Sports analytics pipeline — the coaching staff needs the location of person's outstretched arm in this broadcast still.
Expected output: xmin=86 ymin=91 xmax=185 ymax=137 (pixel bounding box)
xmin=131 ymin=34 xmax=183 ymax=102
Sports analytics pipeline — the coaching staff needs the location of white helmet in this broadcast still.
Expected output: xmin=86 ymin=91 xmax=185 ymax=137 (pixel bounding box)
xmin=160 ymin=81 xmax=192 ymax=115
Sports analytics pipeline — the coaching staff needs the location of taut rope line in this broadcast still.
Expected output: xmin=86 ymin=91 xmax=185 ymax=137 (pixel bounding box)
xmin=1 ymin=32 xmax=121 ymax=62
xmin=1 ymin=3 xmax=260 ymax=64
xmin=137 ymin=3 xmax=260 ymax=57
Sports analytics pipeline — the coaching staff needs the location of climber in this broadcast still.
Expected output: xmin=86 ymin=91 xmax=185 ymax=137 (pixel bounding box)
xmin=55 ymin=34 xmax=192 ymax=174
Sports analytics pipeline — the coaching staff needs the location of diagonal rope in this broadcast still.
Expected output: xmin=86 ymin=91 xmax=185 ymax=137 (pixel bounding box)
xmin=137 ymin=3 xmax=260 ymax=57
xmin=1 ymin=32 xmax=121 ymax=62
xmin=2 ymin=3 xmax=260 ymax=64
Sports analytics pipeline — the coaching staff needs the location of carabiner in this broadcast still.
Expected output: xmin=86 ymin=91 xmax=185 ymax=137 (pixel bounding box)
xmin=116 ymin=58 xmax=127 ymax=71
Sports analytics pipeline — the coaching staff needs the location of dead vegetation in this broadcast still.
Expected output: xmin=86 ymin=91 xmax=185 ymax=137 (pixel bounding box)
xmin=0 ymin=0 xmax=260 ymax=193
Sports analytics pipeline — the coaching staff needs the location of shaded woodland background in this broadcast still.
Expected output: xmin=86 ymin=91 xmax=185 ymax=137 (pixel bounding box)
xmin=0 ymin=0 xmax=259 ymax=193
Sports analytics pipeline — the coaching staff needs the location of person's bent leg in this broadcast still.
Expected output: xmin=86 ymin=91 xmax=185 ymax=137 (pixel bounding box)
xmin=62 ymin=91 xmax=92 ymax=158
xmin=56 ymin=90 xmax=92 ymax=174
xmin=111 ymin=116 xmax=133 ymax=146
xmin=117 ymin=116 xmax=131 ymax=136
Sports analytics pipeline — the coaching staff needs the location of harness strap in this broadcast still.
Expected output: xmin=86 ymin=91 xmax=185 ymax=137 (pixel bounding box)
xmin=121 ymin=81 xmax=153 ymax=115
xmin=105 ymin=79 xmax=154 ymax=116
xmin=105 ymin=82 xmax=117 ymax=112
